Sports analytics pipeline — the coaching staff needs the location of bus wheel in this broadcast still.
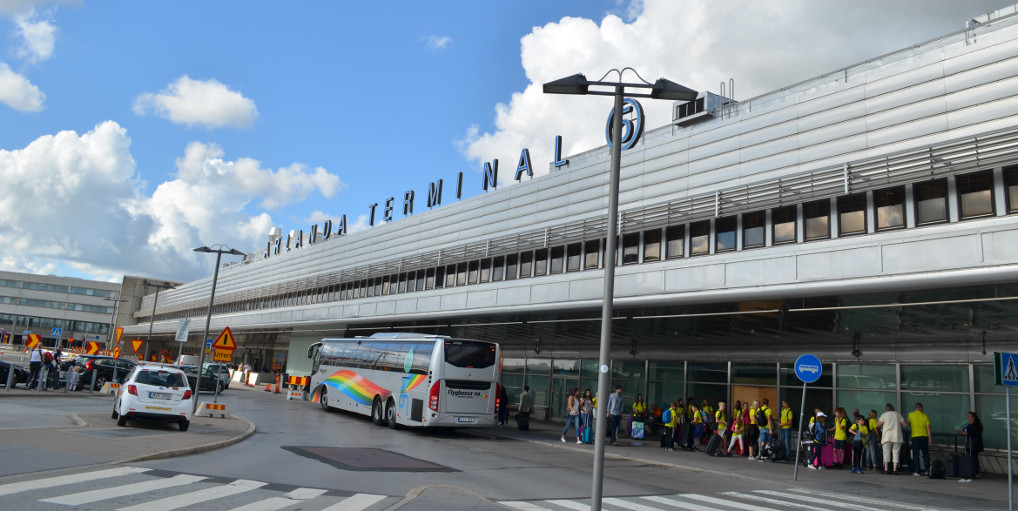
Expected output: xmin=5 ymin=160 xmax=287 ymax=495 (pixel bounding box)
xmin=386 ymin=399 xmax=399 ymax=430
xmin=371 ymin=397 xmax=385 ymax=426
xmin=319 ymin=388 xmax=330 ymax=411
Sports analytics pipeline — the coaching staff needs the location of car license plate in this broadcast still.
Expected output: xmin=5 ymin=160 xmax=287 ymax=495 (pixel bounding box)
xmin=149 ymin=392 xmax=172 ymax=400
xmin=456 ymin=416 xmax=478 ymax=423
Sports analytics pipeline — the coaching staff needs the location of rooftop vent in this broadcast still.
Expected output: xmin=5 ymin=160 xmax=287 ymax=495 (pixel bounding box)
xmin=672 ymin=91 xmax=737 ymax=127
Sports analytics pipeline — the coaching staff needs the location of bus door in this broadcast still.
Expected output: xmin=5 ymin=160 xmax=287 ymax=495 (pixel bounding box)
xmin=441 ymin=340 xmax=498 ymax=415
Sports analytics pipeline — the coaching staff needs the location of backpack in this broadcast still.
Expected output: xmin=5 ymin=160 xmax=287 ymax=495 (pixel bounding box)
xmin=43 ymin=351 xmax=54 ymax=364
xmin=755 ymin=407 xmax=768 ymax=427
xmin=663 ymin=408 xmax=673 ymax=425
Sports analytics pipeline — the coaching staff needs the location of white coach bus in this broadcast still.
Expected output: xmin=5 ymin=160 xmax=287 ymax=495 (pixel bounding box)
xmin=308 ymin=333 xmax=502 ymax=428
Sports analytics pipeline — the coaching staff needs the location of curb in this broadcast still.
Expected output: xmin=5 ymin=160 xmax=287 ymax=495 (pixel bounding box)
xmin=116 ymin=415 xmax=257 ymax=463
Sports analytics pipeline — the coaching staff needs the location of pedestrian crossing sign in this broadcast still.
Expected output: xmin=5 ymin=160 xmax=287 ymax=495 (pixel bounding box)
xmin=994 ymin=352 xmax=1018 ymax=386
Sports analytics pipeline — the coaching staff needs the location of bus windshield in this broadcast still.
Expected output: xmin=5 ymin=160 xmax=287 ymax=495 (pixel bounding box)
xmin=443 ymin=341 xmax=496 ymax=368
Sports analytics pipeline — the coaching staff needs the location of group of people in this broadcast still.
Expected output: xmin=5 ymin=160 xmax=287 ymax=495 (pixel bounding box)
xmin=559 ymin=386 xmax=627 ymax=446
xmin=653 ymin=397 xmax=794 ymax=462
xmin=801 ymin=402 xmax=983 ymax=482
xmin=27 ymin=346 xmax=63 ymax=390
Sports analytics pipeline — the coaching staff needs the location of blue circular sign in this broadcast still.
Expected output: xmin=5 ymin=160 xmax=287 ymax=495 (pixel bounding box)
xmin=794 ymin=354 xmax=822 ymax=384
xmin=605 ymin=98 xmax=645 ymax=151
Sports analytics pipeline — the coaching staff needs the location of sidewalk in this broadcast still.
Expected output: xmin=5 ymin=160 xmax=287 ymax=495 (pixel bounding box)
xmin=471 ymin=417 xmax=1011 ymax=505
xmin=0 ymin=387 xmax=254 ymax=477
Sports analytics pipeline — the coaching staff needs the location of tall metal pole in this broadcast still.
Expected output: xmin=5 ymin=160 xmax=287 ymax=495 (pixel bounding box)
xmin=1008 ymin=386 xmax=1013 ymax=511
xmin=793 ymin=381 xmax=807 ymax=480
xmin=590 ymin=86 xmax=625 ymax=511
xmin=143 ymin=288 xmax=162 ymax=362
xmin=192 ymin=250 xmax=223 ymax=414
xmin=105 ymin=298 xmax=122 ymax=352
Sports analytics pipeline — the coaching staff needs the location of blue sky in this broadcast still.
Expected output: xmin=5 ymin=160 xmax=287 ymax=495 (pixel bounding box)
xmin=0 ymin=0 xmax=1010 ymax=283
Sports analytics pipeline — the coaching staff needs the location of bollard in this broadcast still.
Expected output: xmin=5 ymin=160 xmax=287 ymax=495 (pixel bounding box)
xmin=89 ymin=370 xmax=97 ymax=394
xmin=5 ymin=362 xmax=13 ymax=391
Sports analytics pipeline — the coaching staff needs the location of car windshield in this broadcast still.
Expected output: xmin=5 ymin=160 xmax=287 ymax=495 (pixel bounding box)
xmin=135 ymin=371 xmax=186 ymax=387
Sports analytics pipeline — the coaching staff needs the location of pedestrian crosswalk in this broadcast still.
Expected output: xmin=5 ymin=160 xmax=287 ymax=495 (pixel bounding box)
xmin=0 ymin=467 xmax=393 ymax=510
xmin=501 ymin=487 xmax=951 ymax=511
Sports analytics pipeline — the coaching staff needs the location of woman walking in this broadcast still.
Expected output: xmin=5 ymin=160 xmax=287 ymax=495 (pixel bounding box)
xmin=956 ymin=411 xmax=984 ymax=482
xmin=561 ymin=387 xmax=582 ymax=443
xmin=877 ymin=403 xmax=906 ymax=475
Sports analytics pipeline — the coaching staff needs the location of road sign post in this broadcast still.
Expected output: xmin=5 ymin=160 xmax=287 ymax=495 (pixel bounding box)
xmin=995 ymin=352 xmax=1018 ymax=511
xmin=792 ymin=354 xmax=822 ymax=481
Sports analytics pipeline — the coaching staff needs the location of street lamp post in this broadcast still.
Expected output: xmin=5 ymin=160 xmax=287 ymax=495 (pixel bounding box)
xmin=104 ymin=297 xmax=127 ymax=352
xmin=143 ymin=282 xmax=176 ymax=362
xmin=544 ymin=68 xmax=696 ymax=511
xmin=191 ymin=244 xmax=246 ymax=413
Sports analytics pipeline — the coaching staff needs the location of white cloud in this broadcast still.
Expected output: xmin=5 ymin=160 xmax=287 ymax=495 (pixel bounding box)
xmin=0 ymin=122 xmax=344 ymax=281
xmin=424 ymin=34 xmax=452 ymax=50
xmin=0 ymin=62 xmax=43 ymax=111
xmin=14 ymin=9 xmax=55 ymax=63
xmin=133 ymin=76 xmax=258 ymax=129
xmin=459 ymin=0 xmax=1004 ymax=184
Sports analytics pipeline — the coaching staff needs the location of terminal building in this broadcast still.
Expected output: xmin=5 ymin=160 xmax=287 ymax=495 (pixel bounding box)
xmin=122 ymin=7 xmax=1018 ymax=456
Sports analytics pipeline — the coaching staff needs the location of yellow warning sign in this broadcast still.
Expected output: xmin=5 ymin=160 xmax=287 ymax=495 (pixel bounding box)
xmin=115 ymin=327 xmax=124 ymax=343
xmin=213 ymin=348 xmax=234 ymax=362
xmin=212 ymin=327 xmax=236 ymax=350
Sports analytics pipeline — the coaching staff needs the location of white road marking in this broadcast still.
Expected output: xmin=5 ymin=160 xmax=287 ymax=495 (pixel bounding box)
xmin=641 ymin=495 xmax=725 ymax=511
xmin=501 ymin=501 xmax=557 ymax=510
xmin=116 ymin=478 xmax=267 ymax=511
xmin=0 ymin=466 xmax=150 ymax=497
xmin=603 ymin=496 xmax=668 ymax=510
xmin=41 ymin=474 xmax=206 ymax=505
xmin=786 ymin=487 xmax=943 ymax=511
xmin=317 ymin=493 xmax=387 ymax=511
xmin=681 ymin=492 xmax=782 ymax=511
xmin=544 ymin=499 xmax=591 ymax=510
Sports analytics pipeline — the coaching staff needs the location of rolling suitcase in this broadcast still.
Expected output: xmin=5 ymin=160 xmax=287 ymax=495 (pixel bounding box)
xmin=678 ymin=422 xmax=693 ymax=450
xmin=660 ymin=427 xmax=673 ymax=448
xmin=945 ymin=454 xmax=960 ymax=478
xmin=582 ymin=424 xmax=593 ymax=443
xmin=632 ymin=421 xmax=645 ymax=440
xmin=959 ymin=455 xmax=976 ymax=479
xmin=705 ymin=433 xmax=722 ymax=456
xmin=515 ymin=412 xmax=529 ymax=431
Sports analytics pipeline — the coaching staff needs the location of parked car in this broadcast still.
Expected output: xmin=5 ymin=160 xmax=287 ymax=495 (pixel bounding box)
xmin=0 ymin=360 xmax=29 ymax=388
xmin=179 ymin=365 xmax=225 ymax=393
xmin=112 ymin=363 xmax=193 ymax=431
xmin=70 ymin=355 xmax=137 ymax=391
xmin=203 ymin=362 xmax=231 ymax=389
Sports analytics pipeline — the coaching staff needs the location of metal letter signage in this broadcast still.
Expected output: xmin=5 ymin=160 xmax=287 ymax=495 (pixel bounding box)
xmin=604 ymin=98 xmax=644 ymax=151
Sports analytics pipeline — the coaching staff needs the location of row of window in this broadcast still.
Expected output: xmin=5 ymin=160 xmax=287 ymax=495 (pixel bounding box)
xmin=0 ymin=296 xmax=114 ymax=314
xmin=0 ymin=313 xmax=112 ymax=335
xmin=0 ymin=279 xmax=118 ymax=299
xmin=318 ymin=341 xmax=435 ymax=374
xmin=154 ymin=166 xmax=1018 ymax=322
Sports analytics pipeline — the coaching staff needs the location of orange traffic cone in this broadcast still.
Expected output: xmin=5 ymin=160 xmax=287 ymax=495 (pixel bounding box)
xmin=265 ymin=383 xmax=272 ymax=392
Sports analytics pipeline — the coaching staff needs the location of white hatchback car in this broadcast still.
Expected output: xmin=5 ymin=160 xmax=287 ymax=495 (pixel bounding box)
xmin=112 ymin=364 xmax=194 ymax=431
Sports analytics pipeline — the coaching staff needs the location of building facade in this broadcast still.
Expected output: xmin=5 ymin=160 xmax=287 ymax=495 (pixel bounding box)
xmin=122 ymin=9 xmax=1018 ymax=451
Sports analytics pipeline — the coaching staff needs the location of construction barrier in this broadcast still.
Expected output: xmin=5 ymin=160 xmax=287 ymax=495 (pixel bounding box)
xmin=285 ymin=389 xmax=307 ymax=401
xmin=286 ymin=375 xmax=309 ymax=387
xmin=195 ymin=402 xmax=230 ymax=418
xmin=99 ymin=382 xmax=121 ymax=394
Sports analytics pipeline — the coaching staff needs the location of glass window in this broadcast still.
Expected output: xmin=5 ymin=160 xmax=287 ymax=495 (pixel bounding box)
xmin=742 ymin=211 xmax=765 ymax=249
xmin=583 ymin=240 xmax=599 ymax=270
xmin=716 ymin=216 xmax=736 ymax=252
xmin=534 ymin=249 xmax=548 ymax=276
xmin=914 ymin=179 xmax=948 ymax=225
xmin=837 ymin=364 xmax=896 ymax=390
xmin=836 ymin=389 xmax=895 ymax=417
xmin=550 ymin=246 xmax=564 ymax=274
xmin=480 ymin=259 xmax=491 ymax=283
xmin=837 ymin=193 xmax=867 ymax=236
xmin=975 ymin=364 xmax=997 ymax=393
xmin=425 ymin=268 xmax=436 ymax=289
xmin=434 ymin=267 xmax=445 ymax=289
xmin=874 ymin=186 xmax=905 ymax=231
xmin=415 ymin=270 xmax=425 ymax=291
xmin=733 ymin=363 xmax=776 ymax=385
xmin=772 ymin=205 xmax=797 ymax=244
xmin=374 ymin=277 xmax=383 ymax=296
xmin=566 ymin=243 xmax=581 ymax=272
xmin=688 ymin=362 xmax=727 ymax=383
xmin=690 ymin=221 xmax=710 ymax=256
xmin=456 ymin=263 xmax=467 ymax=286
xmin=902 ymin=392 xmax=969 ymax=439
xmin=663 ymin=225 xmax=684 ymax=259
xmin=957 ymin=170 xmax=995 ymax=219
xmin=977 ymin=394 xmax=1017 ymax=450
xmin=505 ymin=254 xmax=518 ymax=280
xmin=398 ymin=274 xmax=408 ymax=293
xmin=804 ymin=199 xmax=830 ymax=240
xmin=492 ymin=256 xmax=505 ymax=282
xmin=900 ymin=365 xmax=969 ymax=392
xmin=648 ymin=379 xmax=685 ymax=411
xmin=611 ymin=360 xmax=647 ymax=405
xmin=643 ymin=229 xmax=661 ymax=262
xmin=445 ymin=264 xmax=456 ymax=287
xmin=687 ymin=383 xmax=728 ymax=411
xmin=649 ymin=360 xmax=683 ymax=381
xmin=1007 ymin=165 xmax=1018 ymax=214
xmin=519 ymin=251 xmax=533 ymax=278
xmin=621 ymin=233 xmax=640 ymax=265
xmin=467 ymin=261 xmax=479 ymax=285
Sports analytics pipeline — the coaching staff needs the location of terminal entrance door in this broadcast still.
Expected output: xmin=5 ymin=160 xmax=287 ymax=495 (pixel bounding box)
xmin=550 ymin=376 xmax=579 ymax=420
xmin=733 ymin=386 xmax=777 ymax=421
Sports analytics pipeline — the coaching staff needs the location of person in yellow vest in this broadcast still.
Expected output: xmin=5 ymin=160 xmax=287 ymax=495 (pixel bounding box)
xmin=632 ymin=393 xmax=648 ymax=422
xmin=756 ymin=398 xmax=774 ymax=461
xmin=905 ymin=402 xmax=933 ymax=476
xmin=849 ymin=415 xmax=869 ymax=474
xmin=714 ymin=401 xmax=731 ymax=456
xmin=689 ymin=404 xmax=704 ymax=451
xmin=746 ymin=400 xmax=761 ymax=459
xmin=779 ymin=400 xmax=794 ymax=460
xmin=701 ymin=398 xmax=714 ymax=418
xmin=832 ymin=407 xmax=849 ymax=468
xmin=865 ymin=409 xmax=881 ymax=470
xmin=662 ymin=401 xmax=679 ymax=451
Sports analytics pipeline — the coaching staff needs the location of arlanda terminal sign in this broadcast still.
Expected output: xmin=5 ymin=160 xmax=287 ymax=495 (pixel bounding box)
xmin=264 ymin=99 xmax=648 ymax=260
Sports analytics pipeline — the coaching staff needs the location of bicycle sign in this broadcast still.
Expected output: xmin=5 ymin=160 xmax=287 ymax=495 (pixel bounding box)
xmin=794 ymin=354 xmax=822 ymax=384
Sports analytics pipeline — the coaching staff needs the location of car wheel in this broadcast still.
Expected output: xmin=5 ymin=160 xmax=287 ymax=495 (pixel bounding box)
xmin=94 ymin=375 xmax=108 ymax=391
xmin=386 ymin=398 xmax=399 ymax=430
xmin=116 ymin=413 xmax=127 ymax=427
xmin=179 ymin=419 xmax=190 ymax=432
xmin=319 ymin=388 xmax=330 ymax=411
xmin=111 ymin=402 xmax=119 ymax=419
xmin=217 ymin=382 xmax=224 ymax=394
xmin=371 ymin=397 xmax=385 ymax=426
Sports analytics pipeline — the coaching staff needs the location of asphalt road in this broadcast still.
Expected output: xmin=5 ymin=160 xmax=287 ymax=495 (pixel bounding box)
xmin=0 ymin=384 xmax=1010 ymax=510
